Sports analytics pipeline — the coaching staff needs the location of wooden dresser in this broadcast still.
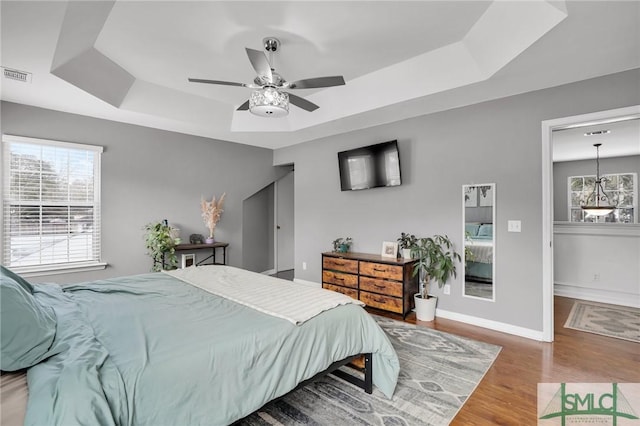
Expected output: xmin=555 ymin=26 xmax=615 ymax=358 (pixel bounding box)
xmin=322 ymin=252 xmax=419 ymax=318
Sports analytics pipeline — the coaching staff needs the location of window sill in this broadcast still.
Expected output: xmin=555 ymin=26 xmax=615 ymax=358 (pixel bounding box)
xmin=12 ymin=262 xmax=108 ymax=278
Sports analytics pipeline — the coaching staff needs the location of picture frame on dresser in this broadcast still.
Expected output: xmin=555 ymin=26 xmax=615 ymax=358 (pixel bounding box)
xmin=381 ymin=241 xmax=398 ymax=258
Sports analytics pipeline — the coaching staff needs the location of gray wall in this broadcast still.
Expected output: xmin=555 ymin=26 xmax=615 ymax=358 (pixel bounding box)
xmin=1 ymin=101 xmax=281 ymax=284
xmin=465 ymin=206 xmax=493 ymax=224
xmin=553 ymin=155 xmax=640 ymax=221
xmin=274 ymin=68 xmax=640 ymax=332
xmin=242 ymin=183 xmax=274 ymax=273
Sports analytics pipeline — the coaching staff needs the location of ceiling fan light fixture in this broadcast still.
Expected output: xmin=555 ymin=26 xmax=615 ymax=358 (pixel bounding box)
xmin=249 ymin=87 xmax=289 ymax=117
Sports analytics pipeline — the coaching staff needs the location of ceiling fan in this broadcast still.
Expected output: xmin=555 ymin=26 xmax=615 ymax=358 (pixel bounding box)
xmin=188 ymin=37 xmax=345 ymax=117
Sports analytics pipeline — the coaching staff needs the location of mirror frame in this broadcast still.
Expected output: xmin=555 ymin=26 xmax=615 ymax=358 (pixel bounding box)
xmin=462 ymin=183 xmax=496 ymax=301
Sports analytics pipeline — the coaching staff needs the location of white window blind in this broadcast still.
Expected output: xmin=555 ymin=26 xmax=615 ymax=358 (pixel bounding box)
xmin=2 ymin=135 xmax=103 ymax=273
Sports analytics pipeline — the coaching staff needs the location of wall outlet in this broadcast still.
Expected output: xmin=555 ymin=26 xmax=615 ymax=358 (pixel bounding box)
xmin=302 ymin=262 xmax=307 ymax=270
xmin=443 ymin=284 xmax=451 ymax=295
xmin=593 ymin=273 xmax=600 ymax=281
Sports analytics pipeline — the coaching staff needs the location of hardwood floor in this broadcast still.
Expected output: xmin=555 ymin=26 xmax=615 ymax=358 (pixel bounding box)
xmin=371 ymin=296 xmax=640 ymax=425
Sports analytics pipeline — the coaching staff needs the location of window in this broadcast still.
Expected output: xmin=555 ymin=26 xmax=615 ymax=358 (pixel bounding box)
xmin=2 ymin=135 xmax=104 ymax=274
xmin=568 ymin=173 xmax=637 ymax=223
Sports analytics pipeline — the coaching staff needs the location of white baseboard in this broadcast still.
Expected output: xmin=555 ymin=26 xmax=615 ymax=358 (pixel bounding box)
xmin=293 ymin=278 xmax=321 ymax=288
xmin=435 ymin=309 xmax=546 ymax=341
xmin=260 ymin=269 xmax=276 ymax=275
xmin=554 ymin=282 xmax=640 ymax=308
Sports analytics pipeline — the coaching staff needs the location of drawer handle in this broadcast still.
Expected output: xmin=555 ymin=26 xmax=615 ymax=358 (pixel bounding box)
xmin=375 ymin=297 xmax=387 ymax=303
xmin=335 ymin=277 xmax=344 ymax=281
xmin=374 ymin=284 xmax=385 ymax=289
xmin=334 ymin=261 xmax=345 ymax=265
xmin=373 ymin=268 xmax=386 ymax=272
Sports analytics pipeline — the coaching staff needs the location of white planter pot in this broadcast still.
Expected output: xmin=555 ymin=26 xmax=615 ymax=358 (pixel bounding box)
xmin=402 ymin=248 xmax=412 ymax=259
xmin=414 ymin=294 xmax=437 ymax=322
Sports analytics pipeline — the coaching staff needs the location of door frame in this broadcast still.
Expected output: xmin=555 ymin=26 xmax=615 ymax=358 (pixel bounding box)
xmin=273 ymin=170 xmax=294 ymax=273
xmin=540 ymin=104 xmax=640 ymax=342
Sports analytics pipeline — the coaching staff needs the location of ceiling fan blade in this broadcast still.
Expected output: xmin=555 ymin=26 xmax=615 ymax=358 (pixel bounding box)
xmin=188 ymin=78 xmax=247 ymax=87
xmin=288 ymin=76 xmax=345 ymax=89
xmin=236 ymin=100 xmax=250 ymax=111
xmin=245 ymin=48 xmax=273 ymax=83
xmin=287 ymin=93 xmax=319 ymax=112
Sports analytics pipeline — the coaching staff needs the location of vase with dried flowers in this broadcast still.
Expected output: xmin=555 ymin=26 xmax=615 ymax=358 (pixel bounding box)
xmin=201 ymin=193 xmax=225 ymax=243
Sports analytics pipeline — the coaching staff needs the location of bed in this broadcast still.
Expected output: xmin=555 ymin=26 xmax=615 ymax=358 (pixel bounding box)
xmin=465 ymin=223 xmax=494 ymax=282
xmin=0 ymin=265 xmax=399 ymax=426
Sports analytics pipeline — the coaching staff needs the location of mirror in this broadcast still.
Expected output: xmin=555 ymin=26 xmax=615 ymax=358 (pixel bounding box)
xmin=463 ymin=184 xmax=495 ymax=301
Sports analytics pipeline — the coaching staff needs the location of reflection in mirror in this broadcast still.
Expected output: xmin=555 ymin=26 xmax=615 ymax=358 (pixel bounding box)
xmin=463 ymin=184 xmax=495 ymax=301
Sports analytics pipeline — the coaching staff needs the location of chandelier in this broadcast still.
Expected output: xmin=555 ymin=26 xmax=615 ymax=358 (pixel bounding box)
xmin=581 ymin=143 xmax=616 ymax=217
xmin=249 ymin=87 xmax=289 ymax=117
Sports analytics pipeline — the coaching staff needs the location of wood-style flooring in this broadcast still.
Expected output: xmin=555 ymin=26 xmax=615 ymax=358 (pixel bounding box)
xmin=372 ymin=296 xmax=640 ymax=425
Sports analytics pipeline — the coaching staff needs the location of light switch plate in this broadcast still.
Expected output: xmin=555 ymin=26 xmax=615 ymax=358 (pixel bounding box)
xmin=508 ymin=220 xmax=522 ymax=232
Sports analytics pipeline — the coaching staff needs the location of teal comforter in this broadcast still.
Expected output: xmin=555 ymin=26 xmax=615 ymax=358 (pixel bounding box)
xmin=26 ymin=273 xmax=399 ymax=425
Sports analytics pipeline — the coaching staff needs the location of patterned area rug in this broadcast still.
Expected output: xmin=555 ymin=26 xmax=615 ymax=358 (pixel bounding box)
xmin=239 ymin=316 xmax=501 ymax=426
xmin=564 ymin=300 xmax=640 ymax=343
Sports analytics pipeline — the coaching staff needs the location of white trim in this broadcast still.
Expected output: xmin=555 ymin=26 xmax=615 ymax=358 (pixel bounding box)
xmin=2 ymin=134 xmax=104 ymax=153
xmin=16 ymin=262 xmax=107 ymax=278
xmin=554 ymin=282 xmax=640 ymax=308
xmin=436 ymin=308 xmax=545 ymax=341
xmin=554 ymin=222 xmax=640 ymax=237
xmin=293 ymin=278 xmax=321 ymax=288
xmin=540 ymin=105 xmax=640 ymax=344
xmin=273 ymin=180 xmax=279 ymax=274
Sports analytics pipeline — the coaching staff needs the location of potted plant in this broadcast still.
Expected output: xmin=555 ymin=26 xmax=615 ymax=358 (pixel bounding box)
xmin=201 ymin=193 xmax=226 ymax=244
xmin=410 ymin=234 xmax=461 ymax=321
xmin=332 ymin=237 xmax=353 ymax=253
xmin=397 ymin=232 xmax=417 ymax=259
xmin=144 ymin=221 xmax=181 ymax=272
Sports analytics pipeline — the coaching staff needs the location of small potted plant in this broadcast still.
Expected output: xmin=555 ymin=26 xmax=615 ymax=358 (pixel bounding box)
xmin=332 ymin=237 xmax=353 ymax=253
xmin=397 ymin=232 xmax=417 ymax=259
xmin=410 ymin=234 xmax=461 ymax=321
xmin=144 ymin=220 xmax=181 ymax=272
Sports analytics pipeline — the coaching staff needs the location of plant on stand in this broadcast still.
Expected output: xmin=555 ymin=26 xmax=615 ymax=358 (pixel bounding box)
xmin=410 ymin=234 xmax=461 ymax=321
xmin=397 ymin=232 xmax=417 ymax=259
xmin=201 ymin=193 xmax=226 ymax=244
xmin=144 ymin=220 xmax=181 ymax=272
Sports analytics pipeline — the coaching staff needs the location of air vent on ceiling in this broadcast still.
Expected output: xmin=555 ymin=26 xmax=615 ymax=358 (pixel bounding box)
xmin=2 ymin=67 xmax=32 ymax=83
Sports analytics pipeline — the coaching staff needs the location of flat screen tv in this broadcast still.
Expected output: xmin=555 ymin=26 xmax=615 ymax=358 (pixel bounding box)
xmin=338 ymin=140 xmax=402 ymax=191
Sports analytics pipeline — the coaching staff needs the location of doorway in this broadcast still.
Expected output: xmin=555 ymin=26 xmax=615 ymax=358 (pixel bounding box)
xmin=275 ymin=170 xmax=294 ymax=276
xmin=541 ymin=105 xmax=640 ymax=342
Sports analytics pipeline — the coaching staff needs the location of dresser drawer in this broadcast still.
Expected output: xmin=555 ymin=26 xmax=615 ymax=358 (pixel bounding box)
xmin=359 ymin=291 xmax=403 ymax=314
xmin=323 ymin=257 xmax=359 ymax=274
xmin=360 ymin=262 xmax=403 ymax=281
xmin=322 ymin=270 xmax=358 ymax=288
xmin=359 ymin=276 xmax=403 ymax=297
xmin=323 ymin=283 xmax=358 ymax=299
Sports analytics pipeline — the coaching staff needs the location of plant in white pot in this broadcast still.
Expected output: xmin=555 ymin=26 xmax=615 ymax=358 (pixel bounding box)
xmin=397 ymin=232 xmax=417 ymax=259
xmin=410 ymin=234 xmax=461 ymax=321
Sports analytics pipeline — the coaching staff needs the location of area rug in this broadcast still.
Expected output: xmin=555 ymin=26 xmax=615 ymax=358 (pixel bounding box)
xmin=239 ymin=316 xmax=502 ymax=426
xmin=564 ymin=300 xmax=640 ymax=343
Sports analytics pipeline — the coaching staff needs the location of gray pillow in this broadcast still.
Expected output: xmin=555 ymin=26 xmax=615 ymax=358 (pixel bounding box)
xmin=0 ymin=274 xmax=56 ymax=371
xmin=1 ymin=265 xmax=34 ymax=293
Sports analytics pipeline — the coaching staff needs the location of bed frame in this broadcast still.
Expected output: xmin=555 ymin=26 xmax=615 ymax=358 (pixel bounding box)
xmin=235 ymin=353 xmax=372 ymax=423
